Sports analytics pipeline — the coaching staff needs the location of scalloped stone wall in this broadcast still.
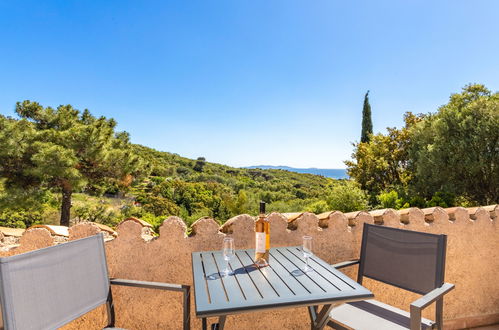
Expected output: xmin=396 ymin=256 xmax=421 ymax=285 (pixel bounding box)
xmin=1 ymin=205 xmax=498 ymax=329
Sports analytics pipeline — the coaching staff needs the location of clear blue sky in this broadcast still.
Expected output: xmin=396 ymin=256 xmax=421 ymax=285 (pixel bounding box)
xmin=1 ymin=1 xmax=498 ymax=168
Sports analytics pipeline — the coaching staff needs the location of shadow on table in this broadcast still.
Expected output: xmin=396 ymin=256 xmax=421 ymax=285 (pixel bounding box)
xmin=206 ymin=264 xmax=260 ymax=280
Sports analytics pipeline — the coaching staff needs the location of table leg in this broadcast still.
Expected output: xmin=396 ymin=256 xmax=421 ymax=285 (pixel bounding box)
xmin=216 ymin=316 xmax=226 ymax=330
xmin=206 ymin=316 xmax=226 ymax=330
xmin=202 ymin=318 xmax=207 ymax=330
xmin=309 ymin=304 xmax=334 ymax=330
xmin=308 ymin=305 xmax=318 ymax=327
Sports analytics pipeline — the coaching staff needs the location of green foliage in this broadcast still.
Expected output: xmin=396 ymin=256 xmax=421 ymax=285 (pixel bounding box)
xmin=377 ymin=190 xmax=403 ymax=209
xmin=73 ymin=204 xmax=119 ymax=225
xmin=361 ymin=90 xmax=373 ymax=143
xmin=377 ymin=190 xmax=397 ymax=208
xmin=409 ymin=84 xmax=499 ymax=205
xmin=0 ymin=183 xmax=56 ymax=227
xmin=0 ymin=210 xmax=43 ymax=228
xmin=139 ymin=213 xmax=166 ymax=233
xmin=142 ymin=196 xmax=180 ymax=217
xmin=346 ymin=112 xmax=424 ymax=201
xmin=426 ymin=192 xmax=455 ymax=208
xmin=347 ymin=84 xmax=498 ymax=208
xmin=0 ymin=101 xmax=142 ymax=225
xmin=127 ymin=150 xmax=337 ymax=223
xmin=408 ymin=196 xmax=426 ymax=208
xmin=193 ymin=157 xmax=206 ymax=172
xmin=305 ymin=200 xmax=330 ymax=214
xmin=326 ymin=181 xmax=369 ymax=212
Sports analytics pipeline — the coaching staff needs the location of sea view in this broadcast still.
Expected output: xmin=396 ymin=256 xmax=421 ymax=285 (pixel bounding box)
xmin=245 ymin=166 xmax=349 ymax=179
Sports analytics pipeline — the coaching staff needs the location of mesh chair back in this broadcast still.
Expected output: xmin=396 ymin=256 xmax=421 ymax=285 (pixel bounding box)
xmin=0 ymin=234 xmax=110 ymax=330
xmin=358 ymin=223 xmax=446 ymax=294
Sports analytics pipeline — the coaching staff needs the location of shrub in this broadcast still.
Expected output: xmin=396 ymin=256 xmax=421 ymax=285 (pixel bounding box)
xmin=0 ymin=210 xmax=43 ymax=228
xmin=426 ymin=192 xmax=455 ymax=208
xmin=377 ymin=190 xmax=405 ymax=209
xmin=327 ymin=181 xmax=369 ymax=212
xmin=305 ymin=200 xmax=330 ymax=214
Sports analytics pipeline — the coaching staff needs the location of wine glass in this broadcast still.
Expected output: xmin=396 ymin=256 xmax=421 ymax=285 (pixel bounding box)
xmin=302 ymin=236 xmax=313 ymax=273
xmin=222 ymin=237 xmax=234 ymax=277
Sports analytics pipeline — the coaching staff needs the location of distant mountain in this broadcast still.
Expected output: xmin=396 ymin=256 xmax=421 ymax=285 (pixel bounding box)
xmin=244 ymin=165 xmax=348 ymax=179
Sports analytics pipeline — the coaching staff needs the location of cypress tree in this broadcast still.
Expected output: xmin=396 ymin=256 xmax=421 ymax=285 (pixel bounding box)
xmin=361 ymin=90 xmax=373 ymax=143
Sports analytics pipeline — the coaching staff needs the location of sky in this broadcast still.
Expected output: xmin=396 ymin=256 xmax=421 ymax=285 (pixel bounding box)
xmin=1 ymin=1 xmax=498 ymax=168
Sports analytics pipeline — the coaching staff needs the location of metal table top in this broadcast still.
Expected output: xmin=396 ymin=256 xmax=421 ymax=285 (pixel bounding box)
xmin=192 ymin=246 xmax=373 ymax=319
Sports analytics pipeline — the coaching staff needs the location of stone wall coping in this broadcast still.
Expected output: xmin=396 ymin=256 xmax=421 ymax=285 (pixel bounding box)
xmin=28 ymin=225 xmax=69 ymax=237
xmin=1 ymin=204 xmax=494 ymax=248
xmin=0 ymin=226 xmax=25 ymax=237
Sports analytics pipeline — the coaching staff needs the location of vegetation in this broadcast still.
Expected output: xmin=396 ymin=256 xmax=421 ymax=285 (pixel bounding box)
xmin=0 ymin=101 xmax=141 ymax=226
xmin=345 ymin=112 xmax=424 ymax=203
xmin=408 ymin=84 xmax=498 ymax=205
xmin=0 ymin=125 xmax=345 ymax=228
xmin=361 ymin=90 xmax=373 ymax=143
xmin=347 ymin=84 xmax=498 ymax=207
xmin=0 ymin=84 xmax=496 ymax=230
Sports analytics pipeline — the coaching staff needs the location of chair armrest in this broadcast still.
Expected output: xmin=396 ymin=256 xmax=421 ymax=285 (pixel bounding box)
xmin=411 ymin=283 xmax=455 ymax=310
xmin=110 ymin=278 xmax=191 ymax=330
xmin=110 ymin=278 xmax=190 ymax=293
xmin=331 ymin=260 xmax=359 ymax=269
xmin=410 ymin=283 xmax=454 ymax=330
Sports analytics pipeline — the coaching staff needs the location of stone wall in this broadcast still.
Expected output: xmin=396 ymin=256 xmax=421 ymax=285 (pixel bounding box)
xmin=1 ymin=205 xmax=498 ymax=329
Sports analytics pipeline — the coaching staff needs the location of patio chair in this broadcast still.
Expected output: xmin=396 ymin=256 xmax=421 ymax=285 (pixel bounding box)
xmin=328 ymin=223 xmax=454 ymax=330
xmin=0 ymin=233 xmax=190 ymax=330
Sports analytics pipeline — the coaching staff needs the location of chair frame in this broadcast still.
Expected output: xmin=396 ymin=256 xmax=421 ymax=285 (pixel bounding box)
xmin=330 ymin=223 xmax=454 ymax=330
xmin=106 ymin=279 xmax=191 ymax=330
xmin=0 ymin=234 xmax=191 ymax=330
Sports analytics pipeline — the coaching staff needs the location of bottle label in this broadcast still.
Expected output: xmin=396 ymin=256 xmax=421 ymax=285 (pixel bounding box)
xmin=255 ymin=232 xmax=266 ymax=253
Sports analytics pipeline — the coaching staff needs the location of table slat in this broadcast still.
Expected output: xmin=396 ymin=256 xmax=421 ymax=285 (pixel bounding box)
xmin=192 ymin=252 xmax=211 ymax=311
xmin=243 ymin=249 xmax=302 ymax=299
xmin=211 ymin=251 xmax=247 ymax=302
xmin=235 ymin=250 xmax=280 ymax=299
xmin=200 ymin=252 xmax=229 ymax=305
xmin=268 ymin=249 xmax=325 ymax=295
xmin=275 ymin=247 xmax=341 ymax=293
xmin=228 ymin=249 xmax=264 ymax=300
xmin=301 ymin=248 xmax=360 ymax=290
xmin=266 ymin=251 xmax=311 ymax=296
xmin=281 ymin=247 xmax=354 ymax=292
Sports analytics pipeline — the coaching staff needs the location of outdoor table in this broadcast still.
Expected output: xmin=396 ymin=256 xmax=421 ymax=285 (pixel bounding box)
xmin=191 ymin=246 xmax=373 ymax=330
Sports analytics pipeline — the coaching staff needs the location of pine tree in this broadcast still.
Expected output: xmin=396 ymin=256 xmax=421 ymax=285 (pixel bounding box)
xmin=361 ymin=90 xmax=373 ymax=143
xmin=0 ymin=101 xmax=141 ymax=226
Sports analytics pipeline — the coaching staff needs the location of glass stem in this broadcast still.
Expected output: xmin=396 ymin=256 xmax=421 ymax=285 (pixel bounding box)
xmin=226 ymin=260 xmax=230 ymax=274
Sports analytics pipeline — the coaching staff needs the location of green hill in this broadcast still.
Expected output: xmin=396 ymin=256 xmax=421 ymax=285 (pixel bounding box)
xmin=0 ymin=143 xmax=341 ymax=230
xmin=128 ymin=144 xmax=336 ymax=227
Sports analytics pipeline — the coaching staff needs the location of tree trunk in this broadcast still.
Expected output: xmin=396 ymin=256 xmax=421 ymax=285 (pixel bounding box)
xmin=60 ymin=187 xmax=72 ymax=227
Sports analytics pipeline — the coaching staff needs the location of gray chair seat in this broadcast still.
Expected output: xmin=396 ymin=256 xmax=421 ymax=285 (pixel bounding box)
xmin=328 ymin=299 xmax=435 ymax=330
xmin=0 ymin=234 xmax=190 ymax=330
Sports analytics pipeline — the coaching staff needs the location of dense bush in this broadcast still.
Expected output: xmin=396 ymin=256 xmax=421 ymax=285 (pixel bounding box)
xmin=347 ymin=84 xmax=498 ymax=207
xmin=0 ymin=210 xmax=43 ymax=228
xmin=326 ymin=181 xmax=369 ymax=212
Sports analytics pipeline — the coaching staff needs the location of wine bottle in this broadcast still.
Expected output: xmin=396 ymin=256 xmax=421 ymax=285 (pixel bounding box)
xmin=254 ymin=201 xmax=270 ymax=267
